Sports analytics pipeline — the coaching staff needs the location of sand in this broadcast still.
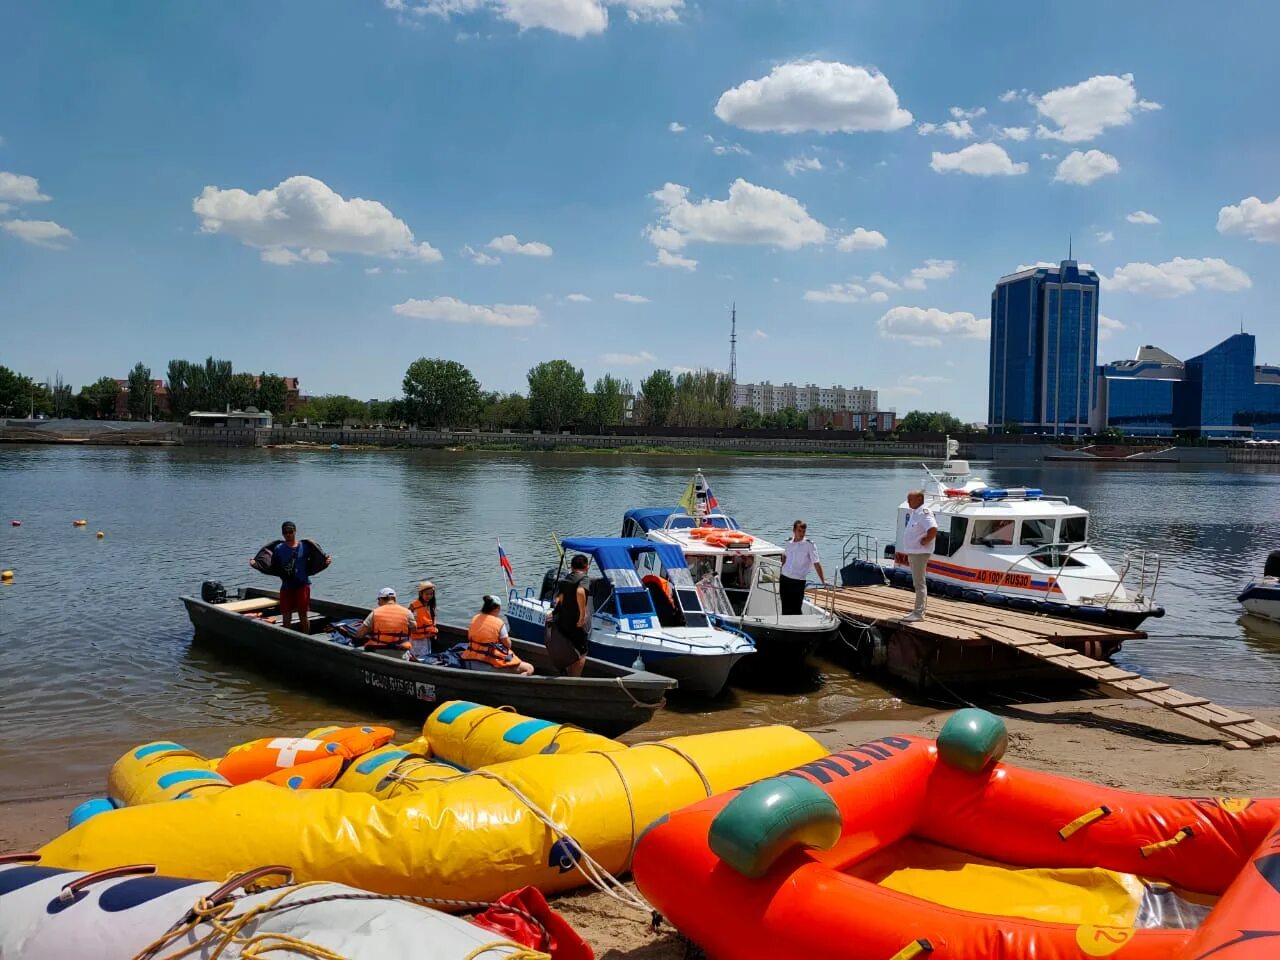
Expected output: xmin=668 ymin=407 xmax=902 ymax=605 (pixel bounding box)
xmin=4 ymin=699 xmax=1279 ymax=958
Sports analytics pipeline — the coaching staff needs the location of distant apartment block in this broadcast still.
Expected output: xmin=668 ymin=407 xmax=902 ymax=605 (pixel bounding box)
xmin=807 ymin=410 xmax=898 ymax=432
xmin=732 ymin=381 xmax=879 ymax=416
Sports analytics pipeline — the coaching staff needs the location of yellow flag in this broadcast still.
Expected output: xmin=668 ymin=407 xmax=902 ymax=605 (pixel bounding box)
xmin=678 ymin=480 xmax=697 ymax=515
xmin=550 ymin=532 xmax=565 ymax=558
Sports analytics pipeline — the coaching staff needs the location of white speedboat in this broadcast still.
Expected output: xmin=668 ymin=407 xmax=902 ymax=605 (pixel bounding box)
xmin=840 ymin=441 xmax=1164 ymax=630
xmin=505 ymin=536 xmax=755 ymax=697
xmin=622 ymin=473 xmax=840 ymax=667
xmin=1238 ymin=552 xmax=1280 ymax=623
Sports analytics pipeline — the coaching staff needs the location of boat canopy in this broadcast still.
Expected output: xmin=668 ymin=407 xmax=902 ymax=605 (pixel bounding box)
xmin=623 ymin=507 xmax=682 ymax=533
xmin=561 ymin=537 xmax=692 ymax=589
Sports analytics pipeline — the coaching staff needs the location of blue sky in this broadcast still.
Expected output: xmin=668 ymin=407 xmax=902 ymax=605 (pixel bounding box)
xmin=2 ymin=1 xmax=1277 ymax=421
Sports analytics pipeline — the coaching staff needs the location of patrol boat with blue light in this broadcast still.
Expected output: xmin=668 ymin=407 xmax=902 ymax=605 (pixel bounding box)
xmin=840 ymin=442 xmax=1164 ymax=630
xmin=504 ymin=536 xmax=756 ymax=697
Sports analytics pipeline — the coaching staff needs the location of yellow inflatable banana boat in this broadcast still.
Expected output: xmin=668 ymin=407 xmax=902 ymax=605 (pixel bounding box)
xmin=40 ymin=701 xmax=824 ymax=903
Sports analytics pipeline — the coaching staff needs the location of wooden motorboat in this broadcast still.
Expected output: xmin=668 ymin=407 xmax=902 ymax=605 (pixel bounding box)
xmin=181 ymin=586 xmax=674 ymax=736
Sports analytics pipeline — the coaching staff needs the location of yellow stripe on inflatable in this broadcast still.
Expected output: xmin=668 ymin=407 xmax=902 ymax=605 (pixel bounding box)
xmin=43 ymin=724 xmax=823 ymax=903
xmin=423 ymin=702 xmax=623 ymax=769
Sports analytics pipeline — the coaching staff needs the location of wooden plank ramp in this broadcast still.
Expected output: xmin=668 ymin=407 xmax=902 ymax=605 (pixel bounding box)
xmin=812 ymin=583 xmax=1280 ymax=749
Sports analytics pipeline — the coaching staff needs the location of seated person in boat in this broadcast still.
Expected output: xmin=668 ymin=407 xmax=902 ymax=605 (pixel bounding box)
xmin=463 ymin=596 xmax=534 ymax=675
xmin=643 ymin=573 xmax=684 ymax=628
xmin=354 ymin=587 xmax=413 ymax=653
xmin=408 ymin=580 xmax=439 ymax=655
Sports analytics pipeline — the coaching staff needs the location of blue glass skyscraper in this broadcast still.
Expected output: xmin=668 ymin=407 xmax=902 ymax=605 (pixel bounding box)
xmin=989 ymin=258 xmax=1100 ymax=434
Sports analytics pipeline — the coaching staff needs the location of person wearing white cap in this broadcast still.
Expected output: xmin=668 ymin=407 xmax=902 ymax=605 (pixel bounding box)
xmin=354 ymin=587 xmax=413 ymax=652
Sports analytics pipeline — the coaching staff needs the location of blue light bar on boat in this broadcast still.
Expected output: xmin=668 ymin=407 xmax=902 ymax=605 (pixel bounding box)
xmin=972 ymin=487 xmax=1043 ymax=501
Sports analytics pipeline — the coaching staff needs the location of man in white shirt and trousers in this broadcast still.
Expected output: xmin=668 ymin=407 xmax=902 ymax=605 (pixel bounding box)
xmin=901 ymin=490 xmax=938 ymax=622
xmin=780 ymin=519 xmax=826 ymax=615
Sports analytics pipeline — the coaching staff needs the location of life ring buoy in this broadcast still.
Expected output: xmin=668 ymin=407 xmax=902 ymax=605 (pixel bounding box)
xmin=707 ymin=531 xmax=754 ymax=548
xmin=689 ymin=527 xmax=713 ymax=540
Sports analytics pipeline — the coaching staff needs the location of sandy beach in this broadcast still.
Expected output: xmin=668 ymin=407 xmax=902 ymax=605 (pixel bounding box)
xmin=5 ymin=699 xmax=1279 ymax=958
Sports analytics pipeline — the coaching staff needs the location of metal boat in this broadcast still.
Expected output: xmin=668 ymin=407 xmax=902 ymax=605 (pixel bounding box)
xmin=181 ymin=585 xmax=674 ymax=736
xmin=621 ymin=472 xmax=840 ymax=667
xmin=505 ymin=536 xmax=755 ymax=697
xmin=1238 ymin=552 xmax=1280 ymax=622
xmin=840 ymin=440 xmax=1164 ymax=630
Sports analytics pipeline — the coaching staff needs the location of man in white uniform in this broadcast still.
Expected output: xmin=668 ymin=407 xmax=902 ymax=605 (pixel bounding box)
xmin=780 ymin=520 xmax=826 ymax=615
xmin=901 ymin=490 xmax=938 ymax=622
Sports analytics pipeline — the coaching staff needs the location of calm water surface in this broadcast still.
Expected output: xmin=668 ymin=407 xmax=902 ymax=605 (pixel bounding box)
xmin=2 ymin=446 xmax=1278 ymax=800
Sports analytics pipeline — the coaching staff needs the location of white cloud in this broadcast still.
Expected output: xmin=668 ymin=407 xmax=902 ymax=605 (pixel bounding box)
xmin=488 ymin=233 xmax=552 ymax=257
xmin=463 ymin=244 xmax=501 ymax=265
xmin=835 ymin=227 xmax=888 ymax=251
xmin=1099 ymin=314 xmax=1125 ymax=340
xmin=917 ymin=120 xmax=974 ymax=140
xmin=400 ymin=0 xmax=681 ymax=35
xmin=1096 ymin=230 xmax=1114 ymax=243
xmin=1033 ymin=73 xmax=1160 ymax=142
xmin=869 ymin=290 xmax=889 ymax=304
xmin=950 ymin=106 xmax=987 ymax=120
xmin=260 ymin=246 xmax=330 ymax=265
xmin=668 ymin=121 xmax=686 ymax=133
xmin=878 ymin=306 xmax=990 ymax=347
xmin=1 ymin=219 xmax=74 ymax=249
xmin=867 ymin=272 xmax=899 ymax=290
xmin=1000 ymin=126 xmax=1030 ymax=141
xmin=614 ymin=292 xmax=651 ymax=303
xmin=784 ymin=155 xmax=824 ymax=176
xmin=751 ymin=329 xmax=768 ymax=339
xmin=650 ymin=247 xmax=698 ymax=270
xmin=365 ymin=266 xmax=383 ymax=275
xmin=804 ymin=282 xmax=869 ymax=303
xmin=1103 ymin=257 xmax=1252 ymax=297
xmin=612 ymin=0 xmax=682 ymax=23
xmin=1217 ymin=194 xmax=1280 ymax=244
xmin=0 ymin=172 xmax=49 ymax=205
xmin=1039 ymin=152 xmax=1056 ymax=161
xmin=998 ymin=89 xmax=1027 ymax=103
xmin=602 ymin=350 xmax=657 ymax=365
xmin=565 ymin=293 xmax=592 ymax=302
xmin=714 ymin=60 xmax=912 ymax=134
xmin=901 ymin=259 xmax=957 ymax=290
xmin=930 ymin=143 xmax=1028 ymax=177
xmin=1127 ymin=210 xmax=1161 ymax=225
xmin=905 ymin=374 xmax=951 ymax=384
xmin=646 ymin=179 xmax=828 ymax=251
xmin=393 ymin=296 xmax=540 ymax=327
xmin=193 ymin=175 xmax=442 ymax=265
xmin=1054 ymin=149 xmax=1120 ymax=186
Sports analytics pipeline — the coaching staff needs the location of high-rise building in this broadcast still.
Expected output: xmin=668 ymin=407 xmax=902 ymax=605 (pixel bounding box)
xmin=989 ymin=258 xmax=1100 ymax=434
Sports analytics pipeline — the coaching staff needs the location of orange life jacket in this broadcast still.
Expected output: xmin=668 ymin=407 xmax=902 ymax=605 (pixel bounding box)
xmin=462 ymin=613 xmax=520 ymax=668
xmin=365 ymin=603 xmax=412 ymax=650
xmin=409 ymin=598 xmax=438 ymax=642
xmin=642 ymin=574 xmax=674 ymax=606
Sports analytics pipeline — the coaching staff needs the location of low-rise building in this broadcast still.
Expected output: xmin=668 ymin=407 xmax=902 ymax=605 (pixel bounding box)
xmin=806 ymin=410 xmax=898 ymax=432
xmin=186 ymin=408 xmax=273 ymax=429
xmin=733 ymin=381 xmax=878 ymax=416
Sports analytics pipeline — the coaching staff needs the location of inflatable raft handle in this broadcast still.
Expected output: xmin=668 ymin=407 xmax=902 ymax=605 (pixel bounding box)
xmin=0 ymin=852 xmax=41 ymax=865
xmin=709 ymin=777 xmax=842 ymax=879
xmin=59 ymin=864 xmax=156 ymax=902
xmin=205 ymin=865 xmax=296 ymax=906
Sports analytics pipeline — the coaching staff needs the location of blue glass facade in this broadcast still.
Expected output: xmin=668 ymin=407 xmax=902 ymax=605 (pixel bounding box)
xmin=989 ymin=260 xmax=1098 ymax=434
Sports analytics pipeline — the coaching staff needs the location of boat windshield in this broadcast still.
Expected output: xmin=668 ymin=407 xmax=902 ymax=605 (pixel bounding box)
xmin=616 ymin=591 xmax=654 ymax=617
xmin=1060 ymin=516 xmax=1088 ymax=543
xmin=675 ymin=587 xmax=711 ymax=627
xmin=1020 ymin=518 xmax=1056 ymax=546
xmin=972 ymin=517 xmax=1016 ymax=547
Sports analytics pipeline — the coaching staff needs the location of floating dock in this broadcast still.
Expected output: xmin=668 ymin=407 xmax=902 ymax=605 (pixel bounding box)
xmin=813 ymin=583 xmax=1280 ymax=749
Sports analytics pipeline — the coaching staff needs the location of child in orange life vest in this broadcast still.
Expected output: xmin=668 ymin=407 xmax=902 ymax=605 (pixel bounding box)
xmin=408 ymin=580 xmax=439 ymax=658
xmin=355 ymin=587 xmax=413 ymax=652
xmin=463 ymin=596 xmax=534 ymax=675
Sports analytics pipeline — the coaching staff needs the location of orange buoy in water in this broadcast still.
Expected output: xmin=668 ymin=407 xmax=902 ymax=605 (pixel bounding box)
xmin=1 ymin=570 xmax=13 ymax=582
xmin=96 ymin=531 xmax=105 ymax=539
xmin=73 ymin=519 xmax=88 ymax=527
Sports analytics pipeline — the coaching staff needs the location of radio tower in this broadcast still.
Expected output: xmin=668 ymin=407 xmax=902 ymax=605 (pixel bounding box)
xmin=729 ymin=302 xmax=738 ymax=386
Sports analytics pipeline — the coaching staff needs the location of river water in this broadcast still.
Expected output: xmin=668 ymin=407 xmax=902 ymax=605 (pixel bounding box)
xmin=2 ymin=446 xmax=1278 ymax=801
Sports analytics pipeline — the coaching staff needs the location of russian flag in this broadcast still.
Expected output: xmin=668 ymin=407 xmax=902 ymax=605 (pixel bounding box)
xmin=497 ymin=539 xmax=515 ymax=586
xmin=705 ymin=482 xmax=719 ymax=510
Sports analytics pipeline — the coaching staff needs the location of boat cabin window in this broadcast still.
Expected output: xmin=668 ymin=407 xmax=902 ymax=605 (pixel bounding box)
xmin=674 ymin=588 xmax=709 ymax=628
xmin=720 ymin=554 xmax=754 ymax=590
xmin=1019 ymin=518 xmax=1057 ymax=547
xmin=616 ymin=591 xmax=655 ymax=617
xmin=688 ymin=555 xmax=719 ymax=583
xmin=972 ymin=518 xmax=1015 ymax=547
xmin=1060 ymin=516 xmax=1088 ymax=543
xmin=1027 ymin=546 xmax=1086 ymax=569
xmin=933 ymin=516 xmax=969 ymax=557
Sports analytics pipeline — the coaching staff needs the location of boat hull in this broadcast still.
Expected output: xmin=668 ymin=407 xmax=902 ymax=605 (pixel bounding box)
xmin=586 ymin=638 xmax=748 ymax=698
xmin=840 ymin=558 xmax=1160 ymax=631
xmin=1239 ymin=579 xmax=1280 ymax=623
xmin=729 ymin=617 xmax=835 ymax=668
xmin=182 ymin=589 xmax=673 ymax=737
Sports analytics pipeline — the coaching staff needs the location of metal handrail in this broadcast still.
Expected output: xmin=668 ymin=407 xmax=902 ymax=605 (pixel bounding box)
xmin=594 ymin=611 xmax=746 ymax=653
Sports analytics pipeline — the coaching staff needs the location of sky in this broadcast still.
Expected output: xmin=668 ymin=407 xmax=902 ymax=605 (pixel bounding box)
xmin=2 ymin=1 xmax=1278 ymax=421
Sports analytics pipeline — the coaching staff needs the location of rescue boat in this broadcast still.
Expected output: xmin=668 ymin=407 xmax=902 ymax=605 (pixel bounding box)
xmin=38 ymin=701 xmax=824 ymax=903
xmin=633 ymin=709 xmax=1280 ymax=960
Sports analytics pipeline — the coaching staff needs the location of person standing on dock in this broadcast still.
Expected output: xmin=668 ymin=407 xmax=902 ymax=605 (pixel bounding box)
xmin=780 ymin=520 xmax=826 ymax=615
xmin=901 ymin=490 xmax=938 ymax=622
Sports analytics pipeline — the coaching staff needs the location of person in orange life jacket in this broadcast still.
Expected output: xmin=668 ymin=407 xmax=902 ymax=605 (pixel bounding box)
xmin=464 ymin=596 xmax=534 ymax=675
xmin=642 ymin=573 xmax=683 ymax=628
xmin=409 ymin=583 xmax=440 ymax=660
xmin=355 ymin=587 xmax=413 ymax=652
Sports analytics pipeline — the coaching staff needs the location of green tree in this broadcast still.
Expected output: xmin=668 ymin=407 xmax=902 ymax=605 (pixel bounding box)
xmin=77 ymin=376 xmax=120 ymax=419
xmin=527 ymin=360 xmax=586 ymax=433
xmin=736 ymin=408 xmax=763 ymax=429
xmin=196 ymin=356 xmax=234 ymax=411
xmin=49 ymin=373 xmax=73 ymax=418
xmin=256 ymin=373 xmax=288 ymax=415
xmin=585 ymin=374 xmax=627 ymax=431
xmin=166 ymin=360 xmax=194 ymax=418
xmin=897 ymin=410 xmax=968 ymax=434
xmin=126 ymin=363 xmax=153 ymax=420
xmin=671 ymin=369 xmax=734 ymax=427
xmin=402 ymin=357 xmax=482 ymax=429
xmin=637 ymin=369 xmax=676 ymax=428
xmin=365 ymin=399 xmax=391 ymax=425
xmin=228 ymin=372 xmax=258 ymax=410
xmin=0 ymin=366 xmax=40 ymax=417
xmin=478 ymin=391 xmax=530 ymax=431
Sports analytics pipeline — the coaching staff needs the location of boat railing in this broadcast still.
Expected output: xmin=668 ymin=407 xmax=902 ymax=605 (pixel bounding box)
xmin=984 ymin=543 xmax=1160 ymax=610
xmin=508 ymin=586 xmax=538 ymax=605
xmin=1111 ymin=549 xmax=1162 ymax=608
xmin=842 ymin=531 xmax=893 ymax=586
xmin=594 ymin=611 xmax=729 ymax=653
xmin=985 ymin=541 xmax=1092 ymax=600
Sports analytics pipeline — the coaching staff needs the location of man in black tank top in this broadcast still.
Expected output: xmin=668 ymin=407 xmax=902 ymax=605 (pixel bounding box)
xmin=547 ymin=554 xmax=591 ymax=676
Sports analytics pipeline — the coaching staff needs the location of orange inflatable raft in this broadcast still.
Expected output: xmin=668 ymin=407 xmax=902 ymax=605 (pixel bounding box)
xmin=633 ymin=709 xmax=1280 ymax=960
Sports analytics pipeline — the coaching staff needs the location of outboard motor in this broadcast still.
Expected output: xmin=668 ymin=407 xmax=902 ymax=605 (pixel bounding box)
xmin=540 ymin=569 xmax=559 ymax=603
xmin=201 ymin=580 xmax=227 ymax=604
xmin=1264 ymin=550 xmax=1280 ymax=579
